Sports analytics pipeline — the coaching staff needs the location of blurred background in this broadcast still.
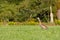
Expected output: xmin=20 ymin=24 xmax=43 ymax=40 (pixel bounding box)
xmin=0 ymin=0 xmax=60 ymax=25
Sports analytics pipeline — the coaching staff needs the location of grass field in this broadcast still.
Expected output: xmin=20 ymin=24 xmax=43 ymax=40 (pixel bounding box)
xmin=0 ymin=25 xmax=60 ymax=40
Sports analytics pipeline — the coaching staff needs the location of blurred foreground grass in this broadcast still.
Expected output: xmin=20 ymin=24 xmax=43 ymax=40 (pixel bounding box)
xmin=0 ymin=25 xmax=60 ymax=40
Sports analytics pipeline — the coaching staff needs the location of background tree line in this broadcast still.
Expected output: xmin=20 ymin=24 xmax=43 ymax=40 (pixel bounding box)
xmin=0 ymin=0 xmax=60 ymax=24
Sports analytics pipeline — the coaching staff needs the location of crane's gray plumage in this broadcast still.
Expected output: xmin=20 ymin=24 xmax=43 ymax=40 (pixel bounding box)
xmin=37 ymin=17 xmax=48 ymax=30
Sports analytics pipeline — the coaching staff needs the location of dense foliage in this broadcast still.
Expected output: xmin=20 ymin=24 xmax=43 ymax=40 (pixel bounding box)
xmin=0 ymin=0 xmax=57 ymax=22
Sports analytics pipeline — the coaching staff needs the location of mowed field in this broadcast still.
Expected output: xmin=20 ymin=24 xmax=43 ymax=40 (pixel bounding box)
xmin=0 ymin=25 xmax=60 ymax=40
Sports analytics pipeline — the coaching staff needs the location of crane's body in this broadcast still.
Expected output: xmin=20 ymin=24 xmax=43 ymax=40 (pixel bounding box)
xmin=37 ymin=17 xmax=48 ymax=30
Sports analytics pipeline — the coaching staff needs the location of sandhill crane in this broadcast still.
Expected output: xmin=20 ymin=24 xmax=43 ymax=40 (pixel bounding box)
xmin=37 ymin=17 xmax=48 ymax=30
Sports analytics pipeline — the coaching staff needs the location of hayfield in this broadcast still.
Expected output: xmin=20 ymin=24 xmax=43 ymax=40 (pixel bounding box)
xmin=0 ymin=25 xmax=60 ymax=40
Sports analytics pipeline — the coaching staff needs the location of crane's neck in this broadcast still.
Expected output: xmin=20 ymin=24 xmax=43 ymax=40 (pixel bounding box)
xmin=37 ymin=17 xmax=41 ymax=24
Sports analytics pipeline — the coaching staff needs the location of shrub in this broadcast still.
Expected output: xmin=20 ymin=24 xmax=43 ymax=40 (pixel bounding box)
xmin=55 ymin=19 xmax=60 ymax=25
xmin=24 ymin=18 xmax=38 ymax=25
xmin=8 ymin=22 xmax=16 ymax=25
xmin=25 ymin=21 xmax=38 ymax=25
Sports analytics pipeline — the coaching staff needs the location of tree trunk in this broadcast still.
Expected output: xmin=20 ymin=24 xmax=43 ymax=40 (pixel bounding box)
xmin=50 ymin=6 xmax=54 ymax=23
xmin=56 ymin=0 xmax=60 ymax=20
xmin=57 ymin=9 xmax=60 ymax=20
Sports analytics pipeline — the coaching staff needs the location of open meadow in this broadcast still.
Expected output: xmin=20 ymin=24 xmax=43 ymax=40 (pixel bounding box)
xmin=0 ymin=25 xmax=60 ymax=40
